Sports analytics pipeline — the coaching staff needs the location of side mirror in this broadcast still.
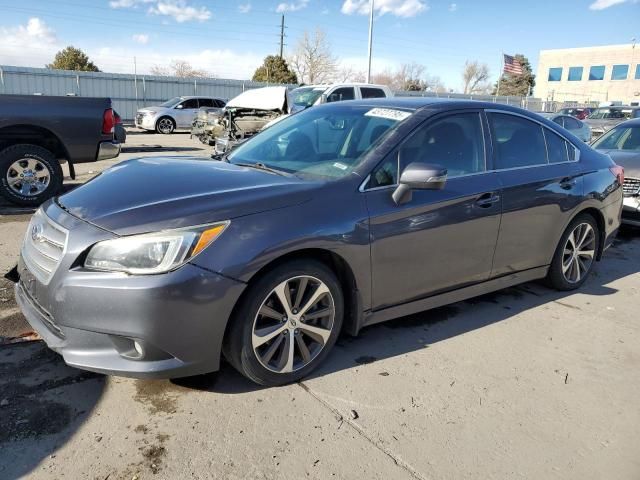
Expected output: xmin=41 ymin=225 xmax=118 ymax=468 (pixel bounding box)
xmin=392 ymin=162 xmax=447 ymax=205
xmin=175 ymin=104 xmax=184 ymax=109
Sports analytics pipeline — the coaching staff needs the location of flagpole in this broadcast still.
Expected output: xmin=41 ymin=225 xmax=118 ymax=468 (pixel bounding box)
xmin=496 ymin=52 xmax=504 ymax=97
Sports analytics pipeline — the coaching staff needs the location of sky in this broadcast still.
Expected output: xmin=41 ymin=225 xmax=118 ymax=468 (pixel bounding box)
xmin=0 ymin=0 xmax=639 ymax=91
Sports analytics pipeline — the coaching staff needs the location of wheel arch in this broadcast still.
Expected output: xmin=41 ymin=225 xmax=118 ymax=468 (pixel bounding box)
xmin=569 ymin=206 xmax=607 ymax=261
xmin=223 ymin=248 xmax=364 ymax=348
xmin=0 ymin=124 xmax=70 ymax=162
xmin=156 ymin=115 xmax=176 ymax=130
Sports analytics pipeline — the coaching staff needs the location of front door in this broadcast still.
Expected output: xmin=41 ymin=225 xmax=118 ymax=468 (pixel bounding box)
xmin=365 ymin=111 xmax=502 ymax=310
xmin=174 ymin=98 xmax=199 ymax=128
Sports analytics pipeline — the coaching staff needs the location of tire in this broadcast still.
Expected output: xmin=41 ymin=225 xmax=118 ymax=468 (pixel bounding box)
xmin=0 ymin=144 xmax=63 ymax=207
xmin=546 ymin=213 xmax=600 ymax=291
xmin=223 ymin=260 xmax=344 ymax=386
xmin=156 ymin=117 xmax=176 ymax=134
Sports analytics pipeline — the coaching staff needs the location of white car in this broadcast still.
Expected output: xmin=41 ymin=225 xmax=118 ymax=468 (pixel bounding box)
xmin=290 ymin=83 xmax=393 ymax=113
xmin=135 ymin=96 xmax=226 ymax=134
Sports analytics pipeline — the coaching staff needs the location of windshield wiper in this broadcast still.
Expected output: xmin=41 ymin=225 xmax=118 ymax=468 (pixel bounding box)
xmin=233 ymin=162 xmax=291 ymax=177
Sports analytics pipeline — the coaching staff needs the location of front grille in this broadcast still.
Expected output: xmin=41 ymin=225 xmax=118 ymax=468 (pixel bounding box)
xmin=623 ymin=177 xmax=640 ymax=196
xmin=21 ymin=209 xmax=68 ymax=285
xmin=135 ymin=113 xmax=144 ymax=124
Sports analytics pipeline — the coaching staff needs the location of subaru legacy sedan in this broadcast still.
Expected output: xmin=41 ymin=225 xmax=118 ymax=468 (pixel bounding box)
xmin=14 ymin=99 xmax=623 ymax=386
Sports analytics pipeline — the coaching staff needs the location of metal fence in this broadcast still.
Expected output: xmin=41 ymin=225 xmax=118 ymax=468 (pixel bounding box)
xmin=0 ymin=65 xmax=596 ymax=121
xmin=0 ymin=65 xmax=289 ymax=120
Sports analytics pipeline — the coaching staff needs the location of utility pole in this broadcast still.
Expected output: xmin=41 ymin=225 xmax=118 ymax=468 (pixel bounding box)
xmin=366 ymin=0 xmax=374 ymax=83
xmin=279 ymin=14 xmax=285 ymax=58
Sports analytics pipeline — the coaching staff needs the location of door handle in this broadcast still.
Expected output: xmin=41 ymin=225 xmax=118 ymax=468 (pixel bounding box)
xmin=475 ymin=192 xmax=500 ymax=208
xmin=560 ymin=177 xmax=577 ymax=190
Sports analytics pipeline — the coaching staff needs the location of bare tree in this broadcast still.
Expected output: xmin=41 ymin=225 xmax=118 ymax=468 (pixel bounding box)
xmin=288 ymin=28 xmax=338 ymax=84
xmin=462 ymin=60 xmax=490 ymax=94
xmin=336 ymin=64 xmax=366 ymax=83
xmin=370 ymin=63 xmax=446 ymax=92
xmin=151 ymin=59 xmax=210 ymax=78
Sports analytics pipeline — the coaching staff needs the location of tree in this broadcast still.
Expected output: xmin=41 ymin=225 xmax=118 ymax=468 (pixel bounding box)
xmin=370 ymin=63 xmax=446 ymax=93
xmin=462 ymin=60 xmax=490 ymax=94
xmin=288 ymin=28 xmax=338 ymax=84
xmin=252 ymin=55 xmax=298 ymax=84
xmin=46 ymin=46 xmax=100 ymax=72
xmin=150 ymin=60 xmax=209 ymax=78
xmin=492 ymin=54 xmax=535 ymax=96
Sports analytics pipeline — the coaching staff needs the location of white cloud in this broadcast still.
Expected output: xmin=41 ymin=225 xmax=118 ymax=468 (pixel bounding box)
xmin=588 ymin=0 xmax=633 ymax=9
xmin=238 ymin=2 xmax=252 ymax=13
xmin=448 ymin=3 xmax=457 ymax=12
xmin=109 ymin=0 xmax=154 ymax=8
xmin=0 ymin=17 xmax=57 ymax=47
xmin=276 ymin=0 xmax=309 ymax=13
xmin=341 ymin=0 xmax=428 ymax=17
xmin=149 ymin=1 xmax=211 ymax=22
xmin=0 ymin=18 xmax=59 ymax=68
xmin=132 ymin=33 xmax=150 ymax=44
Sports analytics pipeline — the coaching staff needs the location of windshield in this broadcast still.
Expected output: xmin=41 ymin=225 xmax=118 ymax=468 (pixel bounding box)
xmin=160 ymin=97 xmax=182 ymax=108
xmin=592 ymin=126 xmax=640 ymax=151
xmin=291 ymin=87 xmax=327 ymax=108
xmin=227 ymin=104 xmax=412 ymax=180
xmin=588 ymin=108 xmax=628 ymax=120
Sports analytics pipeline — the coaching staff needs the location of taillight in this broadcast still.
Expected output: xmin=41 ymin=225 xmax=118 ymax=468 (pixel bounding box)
xmin=114 ymin=112 xmax=122 ymax=124
xmin=609 ymin=165 xmax=624 ymax=186
xmin=102 ymin=108 xmax=115 ymax=135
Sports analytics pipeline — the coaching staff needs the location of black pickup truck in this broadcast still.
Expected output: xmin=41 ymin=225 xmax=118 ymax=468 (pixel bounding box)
xmin=0 ymin=94 xmax=121 ymax=206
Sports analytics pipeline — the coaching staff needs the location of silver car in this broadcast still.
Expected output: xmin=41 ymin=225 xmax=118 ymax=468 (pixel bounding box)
xmin=540 ymin=113 xmax=591 ymax=142
xmin=135 ymin=96 xmax=226 ymax=134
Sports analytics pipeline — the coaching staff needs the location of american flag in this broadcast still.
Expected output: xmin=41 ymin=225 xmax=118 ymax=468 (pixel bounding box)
xmin=503 ymin=54 xmax=523 ymax=75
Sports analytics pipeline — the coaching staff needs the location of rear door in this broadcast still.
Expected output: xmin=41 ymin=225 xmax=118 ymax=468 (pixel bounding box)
xmin=366 ymin=110 xmax=502 ymax=309
xmin=487 ymin=110 xmax=583 ymax=276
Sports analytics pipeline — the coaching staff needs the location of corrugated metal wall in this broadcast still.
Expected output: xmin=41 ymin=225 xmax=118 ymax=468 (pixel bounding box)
xmin=0 ymin=65 xmax=289 ymax=120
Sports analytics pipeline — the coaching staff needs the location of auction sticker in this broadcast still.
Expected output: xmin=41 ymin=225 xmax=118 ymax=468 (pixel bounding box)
xmin=364 ymin=108 xmax=411 ymax=121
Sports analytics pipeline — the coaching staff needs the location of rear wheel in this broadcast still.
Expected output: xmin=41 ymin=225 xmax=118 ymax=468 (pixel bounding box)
xmin=223 ymin=260 xmax=343 ymax=386
xmin=0 ymin=144 xmax=63 ymax=207
xmin=546 ymin=214 xmax=600 ymax=290
xmin=156 ymin=117 xmax=175 ymax=134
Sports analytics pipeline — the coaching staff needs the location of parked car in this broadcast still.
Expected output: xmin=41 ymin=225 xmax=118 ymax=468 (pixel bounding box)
xmin=190 ymin=104 xmax=227 ymax=145
xmin=0 ymin=94 xmax=121 ymax=206
xmin=135 ymin=96 xmax=226 ymax=134
xmin=539 ymin=113 xmax=591 ymax=142
xmin=290 ymin=83 xmax=393 ymax=112
xmin=585 ymin=106 xmax=640 ymax=140
xmin=557 ymin=107 xmax=591 ymax=120
xmin=591 ymin=118 xmax=640 ymax=226
xmin=13 ymin=98 xmax=623 ymax=386
xmin=207 ymin=86 xmax=292 ymax=155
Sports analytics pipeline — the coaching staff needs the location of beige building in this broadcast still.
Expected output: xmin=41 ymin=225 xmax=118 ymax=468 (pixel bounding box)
xmin=536 ymin=44 xmax=640 ymax=105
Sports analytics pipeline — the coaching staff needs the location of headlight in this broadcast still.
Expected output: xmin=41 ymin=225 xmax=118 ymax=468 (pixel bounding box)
xmin=143 ymin=111 xmax=156 ymax=116
xmin=84 ymin=222 xmax=229 ymax=274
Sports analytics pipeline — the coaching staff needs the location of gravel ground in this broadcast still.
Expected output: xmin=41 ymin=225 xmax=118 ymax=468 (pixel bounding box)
xmin=0 ymin=131 xmax=639 ymax=479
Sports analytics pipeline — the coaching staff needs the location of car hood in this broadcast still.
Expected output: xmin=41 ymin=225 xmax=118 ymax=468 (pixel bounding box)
xmin=57 ymin=157 xmax=316 ymax=235
xmin=597 ymin=150 xmax=640 ymax=177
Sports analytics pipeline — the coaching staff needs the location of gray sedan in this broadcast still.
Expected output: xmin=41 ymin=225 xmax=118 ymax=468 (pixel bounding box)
xmin=592 ymin=118 xmax=640 ymax=226
xmin=539 ymin=113 xmax=592 ymax=142
xmin=14 ymin=99 xmax=623 ymax=386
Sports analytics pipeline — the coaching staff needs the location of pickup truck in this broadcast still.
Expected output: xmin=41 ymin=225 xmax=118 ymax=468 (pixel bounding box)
xmin=0 ymin=94 xmax=121 ymax=206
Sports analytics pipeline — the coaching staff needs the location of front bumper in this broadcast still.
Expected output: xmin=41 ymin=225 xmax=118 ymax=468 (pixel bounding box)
xmin=622 ymin=196 xmax=640 ymax=227
xmin=97 ymin=141 xmax=121 ymax=161
xmin=135 ymin=114 xmax=156 ymax=131
xmin=14 ymin=201 xmax=246 ymax=379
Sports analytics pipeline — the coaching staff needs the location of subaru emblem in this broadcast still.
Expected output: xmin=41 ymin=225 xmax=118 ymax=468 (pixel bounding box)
xmin=31 ymin=224 xmax=44 ymax=243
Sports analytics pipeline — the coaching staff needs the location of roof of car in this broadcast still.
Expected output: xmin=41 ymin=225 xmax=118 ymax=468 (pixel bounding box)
xmin=177 ymin=95 xmax=224 ymax=99
xmin=614 ymin=117 xmax=640 ymax=127
xmin=299 ymin=83 xmax=390 ymax=90
xmin=328 ymin=96 xmax=531 ymax=113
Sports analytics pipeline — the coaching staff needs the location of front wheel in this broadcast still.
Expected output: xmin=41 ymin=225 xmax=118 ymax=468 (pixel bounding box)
xmin=223 ymin=260 xmax=344 ymax=386
xmin=156 ymin=117 xmax=175 ymax=134
xmin=546 ymin=214 xmax=600 ymax=290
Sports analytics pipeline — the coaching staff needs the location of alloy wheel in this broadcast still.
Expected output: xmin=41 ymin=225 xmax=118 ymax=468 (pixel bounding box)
xmin=562 ymin=222 xmax=596 ymax=284
xmin=6 ymin=158 xmax=51 ymax=197
xmin=251 ymin=275 xmax=335 ymax=374
xmin=157 ymin=118 xmax=174 ymax=134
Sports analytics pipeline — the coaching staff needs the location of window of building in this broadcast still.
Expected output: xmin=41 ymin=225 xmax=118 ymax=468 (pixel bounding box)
xmin=568 ymin=67 xmax=583 ymax=81
xmin=611 ymin=64 xmax=629 ymax=80
xmin=636 ymin=64 xmax=640 ymax=80
xmin=548 ymin=67 xmax=563 ymax=82
xmin=589 ymin=65 xmax=605 ymax=81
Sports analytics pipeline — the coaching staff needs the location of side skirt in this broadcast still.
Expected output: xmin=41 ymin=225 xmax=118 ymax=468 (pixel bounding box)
xmin=362 ymin=266 xmax=549 ymax=328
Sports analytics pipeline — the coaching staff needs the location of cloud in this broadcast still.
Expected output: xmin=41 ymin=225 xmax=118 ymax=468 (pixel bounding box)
xmin=238 ymin=2 xmax=252 ymax=13
xmin=588 ymin=0 xmax=633 ymax=9
xmin=341 ymin=0 xmax=428 ymax=17
xmin=448 ymin=3 xmax=457 ymax=12
xmin=132 ymin=33 xmax=150 ymax=44
xmin=276 ymin=0 xmax=309 ymax=13
xmin=109 ymin=0 xmax=154 ymax=8
xmin=149 ymin=1 xmax=211 ymax=22
xmin=1 ymin=17 xmax=57 ymax=46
